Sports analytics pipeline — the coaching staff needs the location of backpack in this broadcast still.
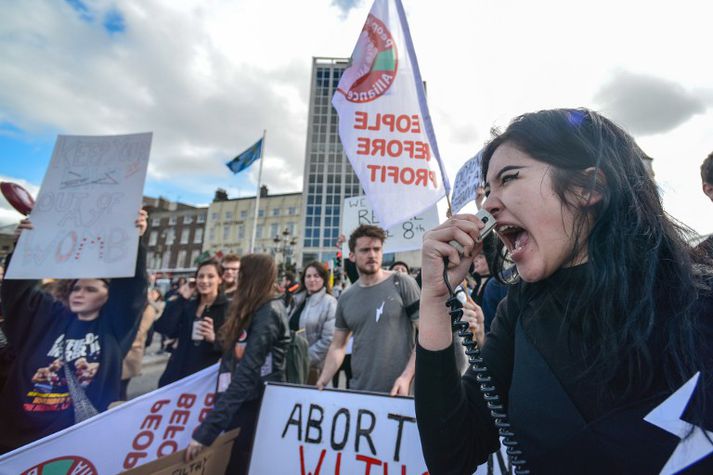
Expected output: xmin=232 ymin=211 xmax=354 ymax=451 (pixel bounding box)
xmin=285 ymin=329 xmax=309 ymax=384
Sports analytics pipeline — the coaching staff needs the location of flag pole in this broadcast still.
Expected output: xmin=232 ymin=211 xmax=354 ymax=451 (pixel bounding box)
xmin=249 ymin=130 xmax=267 ymax=253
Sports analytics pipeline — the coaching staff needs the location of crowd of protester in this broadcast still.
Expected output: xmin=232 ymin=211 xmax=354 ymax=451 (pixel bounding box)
xmin=1 ymin=110 xmax=711 ymax=473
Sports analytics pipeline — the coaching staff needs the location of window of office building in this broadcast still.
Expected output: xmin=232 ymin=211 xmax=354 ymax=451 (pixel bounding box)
xmin=184 ymin=215 xmax=193 ymax=224
xmin=223 ymin=226 xmax=230 ymax=240
xmin=256 ymin=224 xmax=264 ymax=239
xmin=272 ymin=208 xmax=280 ymax=217
xmin=225 ymin=211 xmax=233 ymax=220
xmin=270 ymin=223 xmax=279 ymax=237
xmin=190 ymin=250 xmax=201 ymax=266
xmin=180 ymin=229 xmax=190 ymax=244
xmin=177 ymin=250 xmax=187 ymax=268
xmin=194 ymin=228 xmax=203 ymax=243
xmin=169 ymin=216 xmax=176 ymax=225
xmin=149 ymin=231 xmax=158 ymax=246
xmin=197 ymin=214 xmax=206 ymax=223
xmin=240 ymin=210 xmax=248 ymax=219
xmin=238 ymin=225 xmax=245 ymax=239
xmin=165 ymin=229 xmax=175 ymax=245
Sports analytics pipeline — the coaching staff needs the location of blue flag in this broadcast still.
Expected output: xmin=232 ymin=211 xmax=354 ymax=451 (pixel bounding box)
xmin=226 ymin=138 xmax=263 ymax=174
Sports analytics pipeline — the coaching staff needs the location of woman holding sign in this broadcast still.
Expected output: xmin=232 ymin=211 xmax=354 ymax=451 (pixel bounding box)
xmin=186 ymin=254 xmax=290 ymax=474
xmin=415 ymin=109 xmax=713 ymax=473
xmin=0 ymin=210 xmax=148 ymax=454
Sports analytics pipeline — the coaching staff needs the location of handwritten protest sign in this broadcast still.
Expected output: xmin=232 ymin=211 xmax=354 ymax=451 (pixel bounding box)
xmin=0 ymin=364 xmax=217 ymax=474
xmin=251 ymin=384 xmax=428 ymax=475
xmin=342 ymin=195 xmax=439 ymax=255
xmin=332 ymin=0 xmax=448 ymax=229
xmin=450 ymin=151 xmax=483 ymax=214
xmin=6 ymin=133 xmax=152 ymax=279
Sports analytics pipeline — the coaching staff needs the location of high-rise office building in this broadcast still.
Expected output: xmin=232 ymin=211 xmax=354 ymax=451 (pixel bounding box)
xmin=300 ymin=57 xmax=362 ymax=265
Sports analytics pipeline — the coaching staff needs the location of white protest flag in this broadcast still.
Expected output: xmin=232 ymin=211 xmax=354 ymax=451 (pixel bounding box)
xmin=450 ymin=150 xmax=483 ymax=214
xmin=332 ymin=0 xmax=449 ymax=229
xmin=6 ymin=133 xmax=152 ymax=280
xmin=0 ymin=364 xmax=218 ymax=475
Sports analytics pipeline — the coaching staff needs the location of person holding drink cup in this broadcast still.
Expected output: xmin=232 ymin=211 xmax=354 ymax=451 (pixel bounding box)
xmin=156 ymin=259 xmax=229 ymax=387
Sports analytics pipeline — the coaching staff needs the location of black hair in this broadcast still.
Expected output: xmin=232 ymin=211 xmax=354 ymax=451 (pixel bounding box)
xmin=481 ymin=108 xmax=710 ymax=404
xmin=701 ymin=151 xmax=713 ymax=185
xmin=389 ymin=261 xmax=410 ymax=273
xmin=298 ymin=261 xmax=331 ymax=295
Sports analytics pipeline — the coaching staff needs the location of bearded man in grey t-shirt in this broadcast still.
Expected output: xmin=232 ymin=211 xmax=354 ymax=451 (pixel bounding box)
xmin=316 ymin=225 xmax=420 ymax=395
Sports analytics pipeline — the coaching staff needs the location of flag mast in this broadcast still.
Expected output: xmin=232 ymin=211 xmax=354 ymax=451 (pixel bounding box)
xmin=249 ymin=129 xmax=267 ymax=253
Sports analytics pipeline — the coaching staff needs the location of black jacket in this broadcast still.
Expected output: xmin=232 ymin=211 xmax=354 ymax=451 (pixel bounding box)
xmin=0 ymin=246 xmax=147 ymax=451
xmin=193 ymin=298 xmax=289 ymax=446
xmin=415 ymin=265 xmax=713 ymax=474
xmin=155 ymin=293 xmax=229 ymax=387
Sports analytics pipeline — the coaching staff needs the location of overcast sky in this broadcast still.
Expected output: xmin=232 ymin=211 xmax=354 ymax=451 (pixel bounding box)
xmin=1 ymin=0 xmax=712 ymax=234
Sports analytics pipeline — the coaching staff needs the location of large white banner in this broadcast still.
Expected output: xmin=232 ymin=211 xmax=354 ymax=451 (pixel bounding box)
xmin=6 ymin=133 xmax=152 ymax=279
xmin=342 ymin=195 xmax=439 ymax=254
xmin=251 ymin=384 xmax=428 ymax=474
xmin=0 ymin=364 xmax=217 ymax=475
xmin=450 ymin=151 xmax=483 ymax=215
xmin=332 ymin=0 xmax=448 ymax=229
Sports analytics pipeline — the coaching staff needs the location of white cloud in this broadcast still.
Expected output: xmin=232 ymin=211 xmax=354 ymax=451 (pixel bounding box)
xmin=1 ymin=0 xmax=713 ymax=234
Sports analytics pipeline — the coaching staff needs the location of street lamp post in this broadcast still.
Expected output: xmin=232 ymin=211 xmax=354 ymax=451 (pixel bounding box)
xmin=272 ymin=228 xmax=298 ymax=273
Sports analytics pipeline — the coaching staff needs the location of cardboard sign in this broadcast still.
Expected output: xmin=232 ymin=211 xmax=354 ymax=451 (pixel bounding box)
xmin=0 ymin=364 xmax=218 ymax=474
xmin=250 ymin=384 xmax=428 ymax=474
xmin=342 ymin=195 xmax=439 ymax=255
xmin=6 ymin=133 xmax=152 ymax=279
xmin=123 ymin=429 xmax=239 ymax=475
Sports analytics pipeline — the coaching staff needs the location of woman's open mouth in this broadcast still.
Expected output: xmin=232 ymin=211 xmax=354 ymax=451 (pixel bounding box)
xmin=496 ymin=224 xmax=529 ymax=259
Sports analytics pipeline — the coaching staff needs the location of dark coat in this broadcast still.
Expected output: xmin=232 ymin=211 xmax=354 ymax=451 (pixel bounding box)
xmin=193 ymin=298 xmax=289 ymax=446
xmin=155 ymin=292 xmax=229 ymax=387
xmin=0 ymin=246 xmax=147 ymax=451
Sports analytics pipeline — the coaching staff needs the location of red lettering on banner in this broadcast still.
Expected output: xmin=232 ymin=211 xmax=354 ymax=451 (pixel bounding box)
xmin=163 ymin=424 xmax=184 ymax=439
xmin=356 ymin=454 xmax=382 ymax=475
xmin=354 ymin=137 xmax=430 ymax=161
xmin=177 ymin=393 xmax=196 ymax=408
xmin=141 ymin=414 xmax=162 ymax=430
xmin=366 ymin=165 xmax=436 ymax=188
xmin=204 ymin=393 xmax=215 ymax=406
xmin=158 ymin=440 xmax=178 ymax=457
xmin=170 ymin=409 xmax=190 ymax=425
xmin=123 ymin=451 xmax=146 ymax=469
xmin=299 ymin=445 xmax=326 ymax=475
xmin=133 ymin=430 xmax=154 ymax=451
xmin=352 ymin=112 xmax=423 ymax=134
xmin=199 ymin=392 xmax=215 ymax=422
xmin=151 ymin=399 xmax=170 ymax=412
